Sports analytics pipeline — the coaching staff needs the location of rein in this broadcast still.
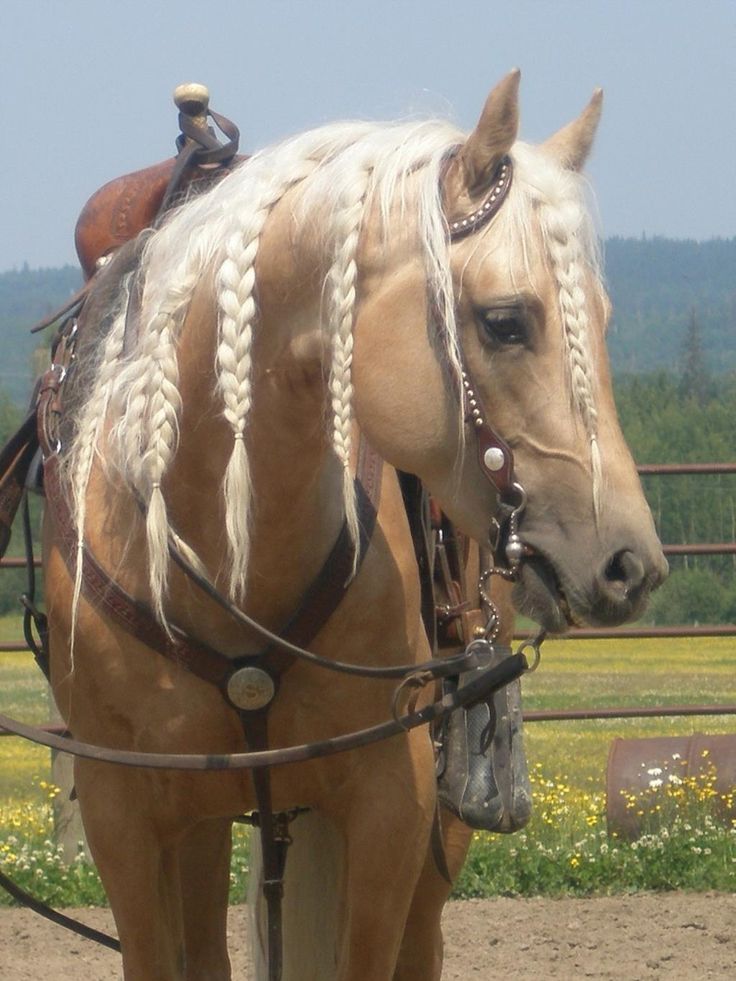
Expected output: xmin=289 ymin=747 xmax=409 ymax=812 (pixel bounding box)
xmin=0 ymin=648 xmax=528 ymax=771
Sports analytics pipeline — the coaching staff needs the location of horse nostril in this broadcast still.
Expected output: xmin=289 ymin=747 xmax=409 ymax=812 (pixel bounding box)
xmin=601 ymin=549 xmax=645 ymax=600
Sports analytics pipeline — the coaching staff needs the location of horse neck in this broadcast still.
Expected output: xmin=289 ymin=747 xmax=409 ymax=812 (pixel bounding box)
xmin=165 ymin=284 xmax=347 ymax=646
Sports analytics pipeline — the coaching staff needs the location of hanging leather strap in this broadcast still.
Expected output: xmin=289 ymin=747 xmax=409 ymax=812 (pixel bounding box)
xmin=240 ymin=711 xmax=286 ymax=981
xmin=0 ymin=410 xmax=38 ymax=557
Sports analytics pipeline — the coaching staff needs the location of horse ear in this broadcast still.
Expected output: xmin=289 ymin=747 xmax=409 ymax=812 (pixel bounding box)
xmin=454 ymin=70 xmax=521 ymax=198
xmin=542 ymin=89 xmax=603 ymax=171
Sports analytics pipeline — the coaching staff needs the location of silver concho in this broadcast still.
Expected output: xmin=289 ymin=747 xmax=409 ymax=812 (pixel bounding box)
xmin=483 ymin=446 xmax=506 ymax=473
xmin=226 ymin=666 xmax=275 ymax=711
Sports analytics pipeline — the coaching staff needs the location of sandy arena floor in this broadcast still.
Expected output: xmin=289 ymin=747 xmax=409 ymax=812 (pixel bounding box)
xmin=1 ymin=892 xmax=734 ymax=979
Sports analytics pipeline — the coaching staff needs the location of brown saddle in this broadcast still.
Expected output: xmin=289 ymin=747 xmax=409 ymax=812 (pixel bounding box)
xmin=76 ymin=157 xmax=214 ymax=280
xmin=76 ymin=84 xmax=245 ymax=279
xmin=0 ymin=84 xmax=243 ymax=553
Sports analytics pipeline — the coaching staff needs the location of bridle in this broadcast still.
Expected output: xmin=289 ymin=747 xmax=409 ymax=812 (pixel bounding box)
xmin=2 ymin=148 xmax=541 ymax=979
xmin=445 ymin=152 xmax=529 ymax=581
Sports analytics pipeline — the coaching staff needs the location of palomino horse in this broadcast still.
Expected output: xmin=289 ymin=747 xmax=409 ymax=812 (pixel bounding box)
xmin=42 ymin=71 xmax=666 ymax=980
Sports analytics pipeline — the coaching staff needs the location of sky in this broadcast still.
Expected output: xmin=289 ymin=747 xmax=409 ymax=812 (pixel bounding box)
xmin=1 ymin=0 xmax=734 ymax=272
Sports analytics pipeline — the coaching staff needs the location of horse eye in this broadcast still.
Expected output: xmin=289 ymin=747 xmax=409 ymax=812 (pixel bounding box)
xmin=479 ymin=310 xmax=527 ymax=346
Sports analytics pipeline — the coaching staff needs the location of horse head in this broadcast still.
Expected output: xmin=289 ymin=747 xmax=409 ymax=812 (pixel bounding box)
xmin=350 ymin=71 xmax=668 ymax=632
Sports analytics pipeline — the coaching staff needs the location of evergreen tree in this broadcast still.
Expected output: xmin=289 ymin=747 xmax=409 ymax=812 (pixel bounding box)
xmin=679 ymin=307 xmax=711 ymax=404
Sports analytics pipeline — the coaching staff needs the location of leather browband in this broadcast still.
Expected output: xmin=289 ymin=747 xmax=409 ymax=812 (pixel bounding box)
xmin=447 ymin=155 xmax=513 ymax=242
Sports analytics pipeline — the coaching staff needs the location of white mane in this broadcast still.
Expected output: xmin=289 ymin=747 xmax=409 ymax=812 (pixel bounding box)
xmin=67 ymin=118 xmax=603 ymax=624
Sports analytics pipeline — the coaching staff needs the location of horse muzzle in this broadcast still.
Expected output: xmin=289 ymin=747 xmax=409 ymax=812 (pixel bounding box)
xmin=511 ymin=540 xmax=668 ymax=634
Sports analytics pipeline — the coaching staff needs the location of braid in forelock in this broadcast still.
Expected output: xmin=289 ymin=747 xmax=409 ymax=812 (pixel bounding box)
xmin=326 ymin=169 xmax=371 ymax=576
xmin=215 ymin=156 xmax=320 ymax=599
xmin=542 ymin=199 xmax=602 ymax=516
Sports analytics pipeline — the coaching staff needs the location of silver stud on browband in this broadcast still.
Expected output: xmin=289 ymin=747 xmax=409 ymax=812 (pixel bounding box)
xmin=462 ymin=374 xmax=485 ymax=426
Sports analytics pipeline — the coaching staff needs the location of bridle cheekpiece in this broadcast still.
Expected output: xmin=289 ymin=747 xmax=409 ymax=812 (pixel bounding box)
xmin=443 ymin=153 xmax=527 ymax=577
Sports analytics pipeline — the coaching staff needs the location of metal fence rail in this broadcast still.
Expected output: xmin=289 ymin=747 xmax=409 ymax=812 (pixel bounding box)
xmin=515 ymin=624 xmax=736 ymax=640
xmin=3 ymin=701 xmax=736 ymax=736
xmin=524 ymin=704 xmax=736 ymax=722
xmin=2 ymin=459 xmax=735 ymax=716
xmin=637 ymin=462 xmax=736 ymax=475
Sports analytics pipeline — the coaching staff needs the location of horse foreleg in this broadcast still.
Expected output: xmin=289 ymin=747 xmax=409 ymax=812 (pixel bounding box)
xmin=329 ymin=735 xmax=437 ymax=981
xmin=178 ymin=816 xmax=234 ymax=980
xmin=75 ymin=762 xmax=186 ymax=980
xmin=393 ymin=809 xmax=472 ymax=981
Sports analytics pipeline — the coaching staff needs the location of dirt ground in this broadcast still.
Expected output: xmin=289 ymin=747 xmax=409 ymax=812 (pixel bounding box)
xmin=1 ymin=892 xmax=734 ymax=979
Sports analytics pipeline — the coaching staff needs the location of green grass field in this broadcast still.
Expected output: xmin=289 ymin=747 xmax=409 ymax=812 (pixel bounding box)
xmin=0 ymin=616 xmax=49 ymax=804
xmin=1 ymin=613 xmax=734 ymax=903
xmin=2 ymin=614 xmax=735 ymax=799
xmin=520 ymin=633 xmax=736 ymax=783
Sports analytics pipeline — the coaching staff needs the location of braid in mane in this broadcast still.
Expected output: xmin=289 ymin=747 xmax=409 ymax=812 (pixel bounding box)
xmin=66 ymin=285 xmax=130 ymax=659
xmin=215 ymin=157 xmax=320 ymax=600
xmin=541 ymin=197 xmax=602 ymax=517
xmin=103 ymin=255 xmax=210 ymax=620
xmin=325 ymin=167 xmax=371 ymax=575
xmin=135 ymin=303 xmax=183 ymax=620
xmin=491 ymin=142 xmax=603 ymax=518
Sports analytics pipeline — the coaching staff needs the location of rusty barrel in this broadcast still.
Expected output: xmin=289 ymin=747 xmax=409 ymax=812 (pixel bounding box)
xmin=606 ymin=732 xmax=736 ymax=839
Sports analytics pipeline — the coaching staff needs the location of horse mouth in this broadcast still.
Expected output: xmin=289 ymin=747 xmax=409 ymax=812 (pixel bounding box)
xmin=512 ymin=552 xmax=580 ymax=634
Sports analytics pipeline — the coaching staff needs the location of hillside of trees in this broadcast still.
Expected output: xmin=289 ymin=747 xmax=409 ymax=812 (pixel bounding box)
xmin=616 ymin=367 xmax=736 ymax=625
xmin=0 ymin=237 xmax=735 ymax=623
xmin=0 ymin=264 xmax=80 ymax=406
xmin=1 ymin=237 xmax=734 ymax=402
xmin=605 ymin=237 xmax=736 ymax=375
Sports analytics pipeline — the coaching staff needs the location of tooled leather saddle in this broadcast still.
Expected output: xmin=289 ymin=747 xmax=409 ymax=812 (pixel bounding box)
xmin=0 ymin=84 xmax=242 ymax=552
